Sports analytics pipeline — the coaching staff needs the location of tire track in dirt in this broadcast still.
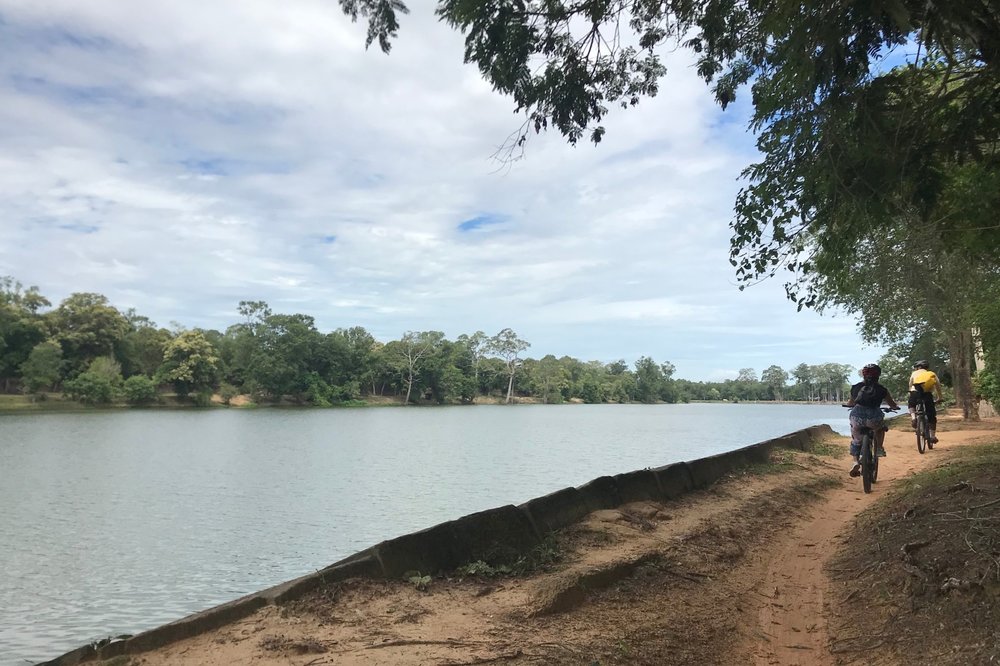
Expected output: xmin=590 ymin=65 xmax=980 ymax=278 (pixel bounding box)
xmin=747 ymin=420 xmax=993 ymax=666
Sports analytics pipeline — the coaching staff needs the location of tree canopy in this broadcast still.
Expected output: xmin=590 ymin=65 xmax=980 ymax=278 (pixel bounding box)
xmin=0 ymin=276 xmax=869 ymax=407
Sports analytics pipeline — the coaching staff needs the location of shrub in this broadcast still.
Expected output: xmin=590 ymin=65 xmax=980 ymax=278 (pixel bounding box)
xmin=974 ymin=369 xmax=1000 ymax=407
xmin=218 ymin=382 xmax=239 ymax=405
xmin=304 ymin=373 xmax=333 ymax=407
xmin=122 ymin=375 xmax=159 ymax=405
xmin=63 ymin=372 xmax=117 ymax=405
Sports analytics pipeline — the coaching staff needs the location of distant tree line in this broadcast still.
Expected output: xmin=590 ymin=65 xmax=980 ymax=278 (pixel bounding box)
xmin=0 ymin=277 xmax=941 ymax=407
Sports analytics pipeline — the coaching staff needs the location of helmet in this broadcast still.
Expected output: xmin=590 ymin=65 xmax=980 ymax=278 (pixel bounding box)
xmin=861 ymin=363 xmax=881 ymax=379
xmin=913 ymin=360 xmax=929 ymax=369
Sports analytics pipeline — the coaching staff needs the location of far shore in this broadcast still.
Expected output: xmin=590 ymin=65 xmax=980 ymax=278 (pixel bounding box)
xmin=0 ymin=392 xmax=854 ymax=414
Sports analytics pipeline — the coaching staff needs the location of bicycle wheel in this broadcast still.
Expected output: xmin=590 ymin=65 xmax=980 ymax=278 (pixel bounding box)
xmin=861 ymin=433 xmax=874 ymax=494
xmin=872 ymin=450 xmax=879 ymax=483
xmin=926 ymin=419 xmax=934 ymax=450
xmin=916 ymin=414 xmax=926 ymax=454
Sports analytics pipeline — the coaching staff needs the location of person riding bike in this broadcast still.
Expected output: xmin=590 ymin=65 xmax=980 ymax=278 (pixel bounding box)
xmin=908 ymin=360 xmax=944 ymax=444
xmin=845 ymin=363 xmax=900 ymax=477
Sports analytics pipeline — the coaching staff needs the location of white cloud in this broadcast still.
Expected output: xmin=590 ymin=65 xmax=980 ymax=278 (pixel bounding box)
xmin=0 ymin=0 xmax=884 ymax=378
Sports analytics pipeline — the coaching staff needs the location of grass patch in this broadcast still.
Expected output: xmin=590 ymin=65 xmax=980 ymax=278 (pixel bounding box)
xmin=456 ymin=535 xmax=563 ymax=579
xmin=0 ymin=393 xmax=91 ymax=412
xmin=805 ymin=436 xmax=844 ymax=457
xmin=737 ymin=448 xmax=798 ymax=476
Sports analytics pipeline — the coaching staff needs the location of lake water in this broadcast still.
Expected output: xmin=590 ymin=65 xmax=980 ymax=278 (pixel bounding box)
xmin=0 ymin=403 xmax=849 ymax=664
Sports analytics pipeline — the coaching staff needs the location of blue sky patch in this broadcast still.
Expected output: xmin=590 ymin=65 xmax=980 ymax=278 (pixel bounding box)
xmin=180 ymin=157 xmax=231 ymax=176
xmin=458 ymin=214 xmax=505 ymax=232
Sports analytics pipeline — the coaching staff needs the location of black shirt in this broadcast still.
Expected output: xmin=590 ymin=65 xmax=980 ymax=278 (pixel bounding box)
xmin=851 ymin=381 xmax=888 ymax=408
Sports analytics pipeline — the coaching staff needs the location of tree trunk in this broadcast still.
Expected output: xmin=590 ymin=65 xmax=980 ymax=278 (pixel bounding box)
xmin=948 ymin=328 xmax=979 ymax=421
xmin=505 ymin=372 xmax=514 ymax=404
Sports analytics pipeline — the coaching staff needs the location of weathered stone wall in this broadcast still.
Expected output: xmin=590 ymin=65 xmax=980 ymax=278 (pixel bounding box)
xmin=39 ymin=424 xmax=836 ymax=666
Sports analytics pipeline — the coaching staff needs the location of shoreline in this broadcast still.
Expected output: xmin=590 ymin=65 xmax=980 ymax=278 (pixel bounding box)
xmin=0 ymin=393 xmax=850 ymax=414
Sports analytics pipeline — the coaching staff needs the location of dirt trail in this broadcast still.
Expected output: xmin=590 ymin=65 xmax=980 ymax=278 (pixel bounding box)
xmin=746 ymin=417 xmax=999 ymax=666
xmin=106 ymin=416 xmax=999 ymax=666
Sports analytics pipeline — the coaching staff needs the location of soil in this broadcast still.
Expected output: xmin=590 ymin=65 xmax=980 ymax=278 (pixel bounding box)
xmin=98 ymin=414 xmax=1000 ymax=666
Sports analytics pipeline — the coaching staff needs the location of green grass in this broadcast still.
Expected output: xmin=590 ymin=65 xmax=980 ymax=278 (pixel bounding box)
xmin=456 ymin=535 xmax=563 ymax=578
xmin=739 ymin=448 xmax=799 ymax=476
xmin=806 ymin=436 xmax=844 ymax=457
xmin=0 ymin=393 xmax=90 ymax=412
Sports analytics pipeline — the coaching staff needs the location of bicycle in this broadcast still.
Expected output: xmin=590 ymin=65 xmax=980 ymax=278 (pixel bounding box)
xmin=912 ymin=389 xmax=939 ymax=454
xmin=913 ymin=394 xmax=930 ymax=454
xmin=843 ymin=406 xmax=897 ymax=494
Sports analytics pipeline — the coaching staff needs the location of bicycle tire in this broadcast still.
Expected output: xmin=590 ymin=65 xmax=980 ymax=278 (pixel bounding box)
xmin=872 ymin=451 xmax=879 ymax=483
xmin=861 ymin=433 xmax=874 ymax=494
xmin=916 ymin=413 xmax=926 ymax=454
xmin=926 ymin=419 xmax=934 ymax=449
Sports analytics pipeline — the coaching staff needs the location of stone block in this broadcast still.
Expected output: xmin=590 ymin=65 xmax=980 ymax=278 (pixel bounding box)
xmin=652 ymin=462 xmax=694 ymax=499
xmin=613 ymin=469 xmax=661 ymax=504
xmin=576 ymin=475 xmax=622 ymax=512
xmin=520 ymin=486 xmax=589 ymax=535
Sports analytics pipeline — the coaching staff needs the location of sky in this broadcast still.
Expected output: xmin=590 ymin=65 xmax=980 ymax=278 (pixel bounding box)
xmin=0 ymin=0 xmax=887 ymax=382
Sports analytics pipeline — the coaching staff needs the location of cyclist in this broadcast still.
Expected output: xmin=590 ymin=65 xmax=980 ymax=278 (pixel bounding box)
xmin=845 ymin=363 xmax=900 ymax=477
xmin=908 ymin=360 xmax=944 ymax=444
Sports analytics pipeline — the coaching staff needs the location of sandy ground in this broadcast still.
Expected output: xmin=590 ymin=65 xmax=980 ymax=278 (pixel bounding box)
xmin=106 ymin=414 xmax=1000 ymax=666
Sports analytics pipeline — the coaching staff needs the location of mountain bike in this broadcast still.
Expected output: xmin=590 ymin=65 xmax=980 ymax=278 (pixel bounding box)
xmin=914 ymin=396 xmax=931 ymax=454
xmin=912 ymin=391 xmax=938 ymax=453
xmin=844 ymin=406 xmax=898 ymax=494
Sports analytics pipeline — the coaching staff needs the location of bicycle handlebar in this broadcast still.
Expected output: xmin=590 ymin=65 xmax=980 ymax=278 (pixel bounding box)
xmin=841 ymin=405 xmax=899 ymax=412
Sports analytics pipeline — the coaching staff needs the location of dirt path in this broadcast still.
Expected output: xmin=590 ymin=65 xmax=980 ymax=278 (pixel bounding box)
xmin=103 ymin=417 xmax=999 ymax=666
xmin=748 ymin=430 xmax=917 ymax=665
xmin=746 ymin=417 xmax=999 ymax=666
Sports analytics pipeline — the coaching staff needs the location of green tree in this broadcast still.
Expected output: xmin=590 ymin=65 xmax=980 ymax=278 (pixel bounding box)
xmin=119 ymin=311 xmax=172 ymax=378
xmin=158 ymin=330 xmax=221 ymax=398
xmin=527 ymin=354 xmax=570 ymax=404
xmin=244 ymin=314 xmax=326 ymax=402
xmin=0 ymin=277 xmax=49 ymax=391
xmin=487 ymin=328 xmax=530 ymax=404
xmin=330 ymin=326 xmax=377 ymax=398
xmin=237 ymin=300 xmax=272 ymax=335
xmin=633 ymin=356 xmax=672 ymax=403
xmin=87 ymin=356 xmax=124 ymax=390
xmin=790 ymin=363 xmax=814 ymax=401
xmin=385 ymin=331 xmax=439 ymax=404
xmin=761 ymin=365 xmax=788 ymax=401
xmin=19 ymin=340 xmax=63 ymax=395
xmin=48 ymin=293 xmax=129 ymax=378
xmin=456 ymin=330 xmax=489 ymax=397
xmin=418 ymin=337 xmax=473 ymax=404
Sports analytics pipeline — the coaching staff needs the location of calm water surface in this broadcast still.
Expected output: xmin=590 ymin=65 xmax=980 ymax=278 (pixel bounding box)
xmin=0 ymin=403 xmax=848 ymax=664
